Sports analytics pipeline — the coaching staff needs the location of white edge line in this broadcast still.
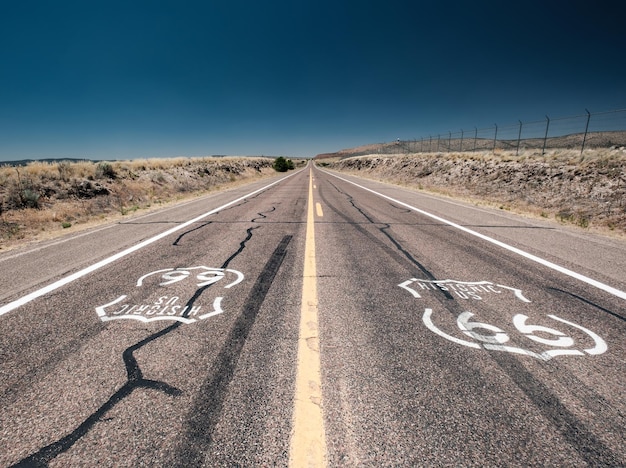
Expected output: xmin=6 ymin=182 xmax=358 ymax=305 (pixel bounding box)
xmin=320 ymin=169 xmax=626 ymax=301
xmin=0 ymin=179 xmax=246 ymax=264
xmin=0 ymin=170 xmax=301 ymax=317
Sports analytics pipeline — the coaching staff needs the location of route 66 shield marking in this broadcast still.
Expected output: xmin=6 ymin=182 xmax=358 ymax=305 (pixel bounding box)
xmin=96 ymin=266 xmax=244 ymax=324
xmin=398 ymin=278 xmax=607 ymax=361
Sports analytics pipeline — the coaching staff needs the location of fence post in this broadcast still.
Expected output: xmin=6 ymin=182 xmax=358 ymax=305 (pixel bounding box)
xmin=429 ymin=135 xmax=432 ymax=152
xmin=447 ymin=131 xmax=451 ymax=152
xmin=516 ymin=120 xmax=522 ymax=156
xmin=437 ymin=135 xmax=440 ymax=152
xmin=542 ymin=115 xmax=550 ymax=155
xmin=460 ymin=130 xmax=464 ymax=152
xmin=581 ymin=109 xmax=591 ymax=155
xmin=492 ymin=124 xmax=498 ymax=153
xmin=473 ymin=127 xmax=477 ymax=152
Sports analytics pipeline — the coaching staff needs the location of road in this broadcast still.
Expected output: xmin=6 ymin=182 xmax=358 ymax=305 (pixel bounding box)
xmin=1 ymin=163 xmax=625 ymax=467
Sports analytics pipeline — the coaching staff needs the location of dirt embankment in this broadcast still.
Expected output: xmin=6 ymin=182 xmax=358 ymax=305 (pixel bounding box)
xmin=320 ymin=148 xmax=626 ymax=235
xmin=0 ymin=157 xmax=280 ymax=249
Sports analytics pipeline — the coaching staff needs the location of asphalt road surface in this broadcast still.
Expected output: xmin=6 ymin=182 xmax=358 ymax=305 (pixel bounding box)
xmin=1 ymin=163 xmax=625 ymax=467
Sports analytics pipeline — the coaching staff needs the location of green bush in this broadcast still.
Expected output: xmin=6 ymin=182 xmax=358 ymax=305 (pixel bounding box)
xmin=273 ymin=157 xmax=295 ymax=172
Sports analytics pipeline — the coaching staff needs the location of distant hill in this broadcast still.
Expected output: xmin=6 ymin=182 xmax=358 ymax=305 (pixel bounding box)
xmin=0 ymin=155 xmax=282 ymax=167
xmin=315 ymin=143 xmax=389 ymax=160
xmin=0 ymin=158 xmax=94 ymax=167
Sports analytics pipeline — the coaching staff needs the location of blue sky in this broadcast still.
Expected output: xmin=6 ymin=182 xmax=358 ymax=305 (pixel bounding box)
xmin=1 ymin=0 xmax=624 ymax=160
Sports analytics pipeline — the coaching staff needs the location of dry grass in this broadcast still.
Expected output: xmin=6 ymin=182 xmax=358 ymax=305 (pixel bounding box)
xmin=0 ymin=157 xmax=282 ymax=250
xmin=324 ymin=148 xmax=626 ymax=238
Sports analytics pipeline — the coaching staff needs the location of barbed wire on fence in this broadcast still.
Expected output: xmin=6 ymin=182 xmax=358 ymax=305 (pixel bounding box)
xmin=378 ymin=108 xmax=626 ymax=156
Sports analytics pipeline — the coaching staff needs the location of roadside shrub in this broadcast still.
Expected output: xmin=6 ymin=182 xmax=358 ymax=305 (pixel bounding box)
xmin=96 ymin=162 xmax=117 ymax=179
xmin=57 ymin=161 xmax=73 ymax=181
xmin=556 ymin=211 xmax=574 ymax=223
xmin=152 ymin=172 xmax=166 ymax=184
xmin=0 ymin=221 xmax=20 ymax=239
xmin=22 ymin=189 xmax=41 ymax=209
xmin=273 ymin=157 xmax=294 ymax=172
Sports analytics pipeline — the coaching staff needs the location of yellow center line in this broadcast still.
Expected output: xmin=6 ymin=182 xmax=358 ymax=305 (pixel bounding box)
xmin=289 ymin=168 xmax=326 ymax=467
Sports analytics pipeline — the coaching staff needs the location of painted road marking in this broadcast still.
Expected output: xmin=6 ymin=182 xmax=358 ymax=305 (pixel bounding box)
xmin=423 ymin=309 xmax=607 ymax=361
xmin=0 ymin=189 xmax=244 ymax=264
xmin=95 ymin=267 xmax=244 ymax=324
xmin=322 ymin=170 xmax=626 ymax=301
xmin=315 ymin=202 xmax=324 ymax=217
xmin=290 ymin=168 xmax=326 ymax=467
xmin=401 ymin=277 xmax=608 ymax=360
xmin=399 ymin=278 xmax=530 ymax=302
xmin=0 ymin=171 xmax=301 ymax=318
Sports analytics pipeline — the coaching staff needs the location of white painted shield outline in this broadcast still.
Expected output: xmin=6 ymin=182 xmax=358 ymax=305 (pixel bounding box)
xmin=398 ymin=279 xmax=530 ymax=302
xmin=136 ymin=267 xmax=244 ymax=288
xmin=423 ymin=309 xmax=607 ymax=361
xmin=96 ymin=266 xmax=244 ymax=324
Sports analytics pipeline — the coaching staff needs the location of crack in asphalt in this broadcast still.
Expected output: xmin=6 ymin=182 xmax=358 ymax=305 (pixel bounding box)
xmin=251 ymin=206 xmax=276 ymax=223
xmin=547 ymin=287 xmax=625 ymax=322
xmin=173 ymin=221 xmax=213 ymax=246
xmin=172 ymin=205 xmax=276 ymax=247
xmin=170 ymin=235 xmax=292 ymax=466
xmin=324 ymin=180 xmax=454 ymax=300
xmin=10 ymin=214 xmax=270 ymax=467
xmin=321 ymin=178 xmax=622 ymax=465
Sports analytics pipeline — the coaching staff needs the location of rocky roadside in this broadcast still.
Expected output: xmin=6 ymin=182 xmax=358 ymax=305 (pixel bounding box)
xmin=319 ymin=149 xmax=626 ymax=237
xmin=0 ymin=157 xmax=284 ymax=250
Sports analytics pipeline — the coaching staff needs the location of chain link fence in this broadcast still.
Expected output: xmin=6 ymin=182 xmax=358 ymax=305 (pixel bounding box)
xmin=380 ymin=108 xmax=626 ymax=155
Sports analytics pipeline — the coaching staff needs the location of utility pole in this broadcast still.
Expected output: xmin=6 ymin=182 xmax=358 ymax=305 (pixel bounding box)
xmin=581 ymin=109 xmax=591 ymax=156
xmin=493 ymin=124 xmax=498 ymax=153
xmin=542 ymin=115 xmax=550 ymax=155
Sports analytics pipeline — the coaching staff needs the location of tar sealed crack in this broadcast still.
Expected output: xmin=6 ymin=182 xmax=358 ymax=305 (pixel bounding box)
xmin=325 ymin=180 xmax=453 ymax=300
xmin=11 ymin=224 xmax=264 ymax=467
xmin=169 ymin=235 xmax=292 ymax=467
